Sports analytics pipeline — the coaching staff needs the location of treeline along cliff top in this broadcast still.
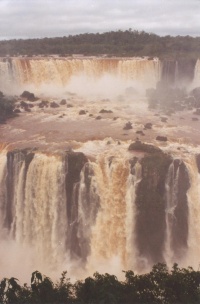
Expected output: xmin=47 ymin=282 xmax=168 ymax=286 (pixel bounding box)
xmin=0 ymin=29 xmax=200 ymax=59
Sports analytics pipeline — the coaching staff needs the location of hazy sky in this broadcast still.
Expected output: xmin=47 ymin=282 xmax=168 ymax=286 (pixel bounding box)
xmin=0 ymin=0 xmax=200 ymax=40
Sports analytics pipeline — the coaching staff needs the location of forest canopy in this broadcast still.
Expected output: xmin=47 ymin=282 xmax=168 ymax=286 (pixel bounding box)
xmin=1 ymin=263 xmax=200 ymax=304
xmin=0 ymin=29 xmax=200 ymax=59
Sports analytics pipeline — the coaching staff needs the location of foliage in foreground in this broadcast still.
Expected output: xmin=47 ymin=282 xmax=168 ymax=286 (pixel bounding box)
xmin=0 ymin=263 xmax=200 ymax=304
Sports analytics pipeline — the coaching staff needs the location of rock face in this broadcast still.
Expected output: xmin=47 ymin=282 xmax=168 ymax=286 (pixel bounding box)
xmin=64 ymin=152 xmax=88 ymax=259
xmin=133 ymin=143 xmax=172 ymax=265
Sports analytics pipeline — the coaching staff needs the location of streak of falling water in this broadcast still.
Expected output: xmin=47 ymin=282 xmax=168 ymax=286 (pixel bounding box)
xmin=164 ymin=161 xmax=180 ymax=266
xmin=0 ymin=151 xmax=7 ymax=235
xmin=125 ymin=161 xmax=142 ymax=270
xmin=76 ymin=162 xmax=100 ymax=259
xmin=184 ymin=157 xmax=200 ymax=269
xmin=193 ymin=59 xmax=200 ymax=87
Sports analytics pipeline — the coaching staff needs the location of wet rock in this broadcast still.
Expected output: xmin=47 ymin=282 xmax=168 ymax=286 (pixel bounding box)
xmin=79 ymin=110 xmax=86 ymax=115
xmin=113 ymin=117 xmax=119 ymax=120
xmin=123 ymin=121 xmax=132 ymax=130
xmin=196 ymin=154 xmax=200 ymax=173
xmin=144 ymin=122 xmax=152 ymax=129
xmin=50 ymin=102 xmax=59 ymax=108
xmin=156 ymin=136 xmax=168 ymax=142
xmin=192 ymin=117 xmax=199 ymax=121
xmin=20 ymin=91 xmax=38 ymax=102
xmin=60 ymin=99 xmax=67 ymax=105
xmin=128 ymin=141 xmax=162 ymax=153
xmin=136 ymin=130 xmax=145 ymax=136
xmin=161 ymin=117 xmax=168 ymax=122
xmin=24 ymin=107 xmax=31 ymax=112
xmin=99 ymin=109 xmax=113 ymax=114
xmin=20 ymin=100 xmax=28 ymax=108
xmin=95 ymin=116 xmax=102 ymax=120
xmin=14 ymin=109 xmax=21 ymax=113
xmin=38 ymin=100 xmax=48 ymax=108
xmin=67 ymin=104 xmax=73 ymax=108
xmin=193 ymin=108 xmax=200 ymax=115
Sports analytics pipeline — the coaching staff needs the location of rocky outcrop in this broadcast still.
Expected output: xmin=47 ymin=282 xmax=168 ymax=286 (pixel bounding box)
xmin=20 ymin=91 xmax=38 ymax=102
xmin=123 ymin=121 xmax=132 ymax=130
xmin=156 ymin=136 xmax=168 ymax=142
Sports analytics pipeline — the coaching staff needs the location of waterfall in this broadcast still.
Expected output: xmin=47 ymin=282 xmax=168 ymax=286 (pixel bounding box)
xmin=164 ymin=161 xmax=180 ymax=266
xmin=184 ymin=157 xmax=200 ymax=269
xmin=0 ymin=57 xmax=161 ymax=94
xmin=125 ymin=160 xmax=142 ymax=270
xmin=1 ymin=146 xmax=200 ymax=279
xmin=0 ymin=148 xmax=144 ymax=278
xmin=0 ymin=151 xmax=68 ymax=268
xmin=164 ymin=159 xmax=189 ymax=266
xmin=87 ymin=155 xmax=142 ymax=273
xmin=0 ymin=150 xmax=7 ymax=237
xmin=193 ymin=59 xmax=200 ymax=87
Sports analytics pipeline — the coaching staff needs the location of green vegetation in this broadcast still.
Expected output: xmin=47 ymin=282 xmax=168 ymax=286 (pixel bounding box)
xmin=0 ymin=29 xmax=200 ymax=59
xmin=0 ymin=91 xmax=16 ymax=123
xmin=0 ymin=264 xmax=200 ymax=303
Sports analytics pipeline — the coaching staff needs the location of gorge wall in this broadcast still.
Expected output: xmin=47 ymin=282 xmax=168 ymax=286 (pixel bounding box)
xmin=0 ymin=144 xmax=200 ymax=279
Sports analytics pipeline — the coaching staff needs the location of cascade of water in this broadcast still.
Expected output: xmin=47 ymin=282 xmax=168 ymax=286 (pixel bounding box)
xmin=164 ymin=161 xmax=180 ymax=266
xmin=118 ymin=58 xmax=161 ymax=88
xmin=125 ymin=161 xmax=142 ymax=270
xmin=75 ymin=162 xmax=100 ymax=260
xmin=184 ymin=157 xmax=200 ymax=269
xmin=21 ymin=153 xmax=67 ymax=265
xmin=193 ymin=59 xmax=200 ymax=87
xmin=88 ymin=156 xmax=129 ymax=264
xmin=0 ymin=151 xmax=68 ymax=269
xmin=0 ymin=57 xmax=161 ymax=93
xmin=0 ymin=151 xmax=8 ymax=236
xmin=0 ymin=59 xmax=13 ymax=91
xmin=174 ymin=61 xmax=179 ymax=87
xmin=87 ymin=155 xmax=142 ymax=273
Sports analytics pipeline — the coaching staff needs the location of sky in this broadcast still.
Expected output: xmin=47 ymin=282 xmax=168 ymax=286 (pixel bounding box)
xmin=0 ymin=0 xmax=200 ymax=40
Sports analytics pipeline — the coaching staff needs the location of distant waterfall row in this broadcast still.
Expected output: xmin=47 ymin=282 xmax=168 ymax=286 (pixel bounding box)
xmin=0 ymin=57 xmax=159 ymax=93
xmin=0 ymin=148 xmax=200 ymax=275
